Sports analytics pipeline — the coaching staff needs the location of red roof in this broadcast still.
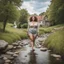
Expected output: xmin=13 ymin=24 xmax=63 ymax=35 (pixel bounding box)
xmin=37 ymin=16 xmax=45 ymax=22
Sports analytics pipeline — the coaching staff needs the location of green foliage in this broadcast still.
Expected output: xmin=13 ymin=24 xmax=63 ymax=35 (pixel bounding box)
xmin=46 ymin=0 xmax=64 ymax=25
xmin=0 ymin=0 xmax=23 ymax=31
xmin=44 ymin=28 xmax=64 ymax=54
xmin=0 ymin=23 xmax=27 ymax=44
xmin=19 ymin=9 xmax=29 ymax=24
xmin=39 ymin=12 xmax=45 ymax=16
xmin=18 ymin=9 xmax=29 ymax=28
xmin=21 ymin=23 xmax=28 ymax=28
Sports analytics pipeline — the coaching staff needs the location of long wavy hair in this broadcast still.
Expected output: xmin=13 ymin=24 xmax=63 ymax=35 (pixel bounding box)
xmin=30 ymin=16 xmax=38 ymax=22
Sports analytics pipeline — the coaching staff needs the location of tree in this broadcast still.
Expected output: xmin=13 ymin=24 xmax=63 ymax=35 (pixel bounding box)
xmin=39 ymin=12 xmax=45 ymax=16
xmin=0 ymin=0 xmax=23 ymax=32
xmin=46 ymin=0 xmax=64 ymax=25
xmin=18 ymin=9 xmax=29 ymax=28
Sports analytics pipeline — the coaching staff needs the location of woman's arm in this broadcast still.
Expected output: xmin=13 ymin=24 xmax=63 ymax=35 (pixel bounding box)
xmin=37 ymin=22 xmax=39 ymax=36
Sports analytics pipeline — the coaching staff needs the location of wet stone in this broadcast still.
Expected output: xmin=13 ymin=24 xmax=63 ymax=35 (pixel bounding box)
xmin=4 ymin=63 xmax=9 ymax=64
xmin=6 ymin=51 xmax=14 ymax=55
xmin=0 ymin=56 xmax=3 ymax=59
xmin=12 ymin=43 xmax=19 ymax=46
xmin=6 ymin=45 xmax=13 ymax=50
xmin=51 ymin=54 xmax=61 ymax=58
xmin=17 ymin=45 xmax=21 ymax=49
xmin=13 ymin=53 xmax=18 ymax=57
xmin=3 ymin=57 xmax=8 ymax=60
xmin=13 ymin=46 xmax=17 ymax=49
xmin=40 ymin=47 xmax=47 ymax=51
xmin=5 ymin=59 xmax=11 ymax=63
xmin=14 ymin=51 xmax=19 ymax=54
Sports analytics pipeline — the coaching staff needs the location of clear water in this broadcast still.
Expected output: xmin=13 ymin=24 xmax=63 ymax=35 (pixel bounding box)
xmin=14 ymin=45 xmax=64 ymax=64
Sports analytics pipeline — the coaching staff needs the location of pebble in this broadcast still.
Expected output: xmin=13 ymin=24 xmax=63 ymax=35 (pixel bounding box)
xmin=13 ymin=46 xmax=17 ymax=49
xmin=14 ymin=52 xmax=19 ymax=54
xmin=4 ymin=63 xmax=9 ymax=64
xmin=13 ymin=53 xmax=18 ymax=57
xmin=17 ymin=46 xmax=21 ymax=48
xmin=6 ymin=51 xmax=14 ymax=55
xmin=7 ymin=45 xmax=13 ymax=50
xmin=51 ymin=54 xmax=61 ymax=58
xmin=0 ymin=56 xmax=3 ymax=59
xmin=40 ymin=47 xmax=47 ymax=51
xmin=3 ymin=57 xmax=8 ymax=60
xmin=5 ymin=59 xmax=11 ymax=63
xmin=12 ymin=43 xmax=19 ymax=46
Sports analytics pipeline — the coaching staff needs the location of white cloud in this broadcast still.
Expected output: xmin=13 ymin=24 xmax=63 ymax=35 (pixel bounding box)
xmin=21 ymin=1 xmax=36 ymax=14
xmin=20 ymin=0 xmax=50 ymax=15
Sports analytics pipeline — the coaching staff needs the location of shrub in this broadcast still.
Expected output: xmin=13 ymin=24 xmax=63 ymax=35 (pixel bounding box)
xmin=21 ymin=23 xmax=28 ymax=28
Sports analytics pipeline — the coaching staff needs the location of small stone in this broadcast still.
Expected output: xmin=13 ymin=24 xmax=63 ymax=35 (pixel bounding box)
xmin=40 ymin=47 xmax=47 ymax=51
xmin=48 ymin=50 xmax=51 ymax=52
xmin=8 ymin=57 xmax=14 ymax=60
xmin=5 ymin=59 xmax=11 ymax=63
xmin=36 ymin=45 xmax=41 ymax=48
xmin=12 ymin=43 xmax=18 ymax=46
xmin=6 ymin=51 xmax=14 ymax=55
xmin=14 ymin=52 xmax=19 ymax=54
xmin=13 ymin=54 xmax=18 ymax=57
xmin=7 ymin=45 xmax=13 ymax=50
xmin=25 ymin=55 xmax=27 ymax=57
xmin=4 ymin=63 xmax=9 ymax=64
xmin=0 ymin=56 xmax=3 ymax=59
xmin=13 ymin=46 xmax=17 ymax=49
xmin=3 ymin=57 xmax=8 ymax=60
xmin=17 ymin=46 xmax=21 ymax=48
xmin=51 ymin=54 xmax=61 ymax=58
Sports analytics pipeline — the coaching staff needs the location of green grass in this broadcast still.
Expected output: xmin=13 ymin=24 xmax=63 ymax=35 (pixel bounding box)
xmin=0 ymin=22 xmax=64 ymax=44
xmin=44 ymin=28 xmax=64 ymax=55
xmin=39 ymin=24 xmax=64 ymax=35
xmin=0 ymin=22 xmax=27 ymax=44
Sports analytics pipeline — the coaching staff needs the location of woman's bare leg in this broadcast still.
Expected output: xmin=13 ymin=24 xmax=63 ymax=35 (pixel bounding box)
xmin=28 ymin=33 xmax=34 ymax=50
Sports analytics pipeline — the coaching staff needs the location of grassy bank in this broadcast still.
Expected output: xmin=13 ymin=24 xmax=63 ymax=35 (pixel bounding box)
xmin=39 ymin=24 xmax=64 ymax=35
xmin=0 ymin=23 xmax=27 ymax=44
xmin=44 ymin=28 xmax=64 ymax=55
xmin=0 ymin=22 xmax=64 ymax=44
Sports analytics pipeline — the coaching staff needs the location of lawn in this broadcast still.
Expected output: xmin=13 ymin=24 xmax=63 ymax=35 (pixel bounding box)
xmin=0 ymin=22 xmax=27 ymax=44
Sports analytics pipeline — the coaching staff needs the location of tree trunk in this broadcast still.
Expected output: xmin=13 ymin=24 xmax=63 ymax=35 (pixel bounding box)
xmin=3 ymin=17 xmax=8 ymax=32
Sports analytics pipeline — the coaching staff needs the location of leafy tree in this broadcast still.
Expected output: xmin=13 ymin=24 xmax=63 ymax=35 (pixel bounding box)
xmin=0 ymin=0 xmax=23 ymax=32
xmin=46 ymin=0 xmax=64 ymax=25
xmin=39 ymin=12 xmax=45 ymax=16
xmin=18 ymin=9 xmax=29 ymax=28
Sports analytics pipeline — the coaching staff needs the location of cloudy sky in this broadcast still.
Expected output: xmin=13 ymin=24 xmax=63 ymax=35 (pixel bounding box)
xmin=21 ymin=0 xmax=51 ymax=15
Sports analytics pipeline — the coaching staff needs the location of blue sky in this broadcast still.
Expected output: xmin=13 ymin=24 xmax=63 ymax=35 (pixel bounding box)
xmin=21 ymin=0 xmax=51 ymax=15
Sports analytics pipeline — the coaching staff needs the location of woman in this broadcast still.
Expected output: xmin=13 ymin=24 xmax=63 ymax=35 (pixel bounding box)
xmin=27 ymin=16 xmax=39 ymax=50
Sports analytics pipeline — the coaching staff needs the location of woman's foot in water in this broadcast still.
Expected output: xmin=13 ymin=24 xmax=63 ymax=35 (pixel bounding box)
xmin=32 ymin=47 xmax=35 ymax=51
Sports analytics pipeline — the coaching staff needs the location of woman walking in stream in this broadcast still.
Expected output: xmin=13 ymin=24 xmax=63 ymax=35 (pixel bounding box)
xmin=27 ymin=16 xmax=39 ymax=51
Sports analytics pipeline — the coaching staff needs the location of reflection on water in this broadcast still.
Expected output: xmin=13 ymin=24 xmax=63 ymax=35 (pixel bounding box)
xmin=28 ymin=50 xmax=37 ymax=64
xmin=13 ymin=45 xmax=64 ymax=64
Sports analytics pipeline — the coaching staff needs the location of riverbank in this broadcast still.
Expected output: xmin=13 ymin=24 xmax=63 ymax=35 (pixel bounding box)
xmin=0 ymin=22 xmax=64 ymax=44
xmin=44 ymin=27 xmax=64 ymax=56
xmin=0 ymin=34 xmax=64 ymax=64
xmin=0 ymin=23 xmax=27 ymax=44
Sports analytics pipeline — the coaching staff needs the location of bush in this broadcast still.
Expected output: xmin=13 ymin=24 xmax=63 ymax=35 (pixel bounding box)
xmin=21 ymin=23 xmax=28 ymax=28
